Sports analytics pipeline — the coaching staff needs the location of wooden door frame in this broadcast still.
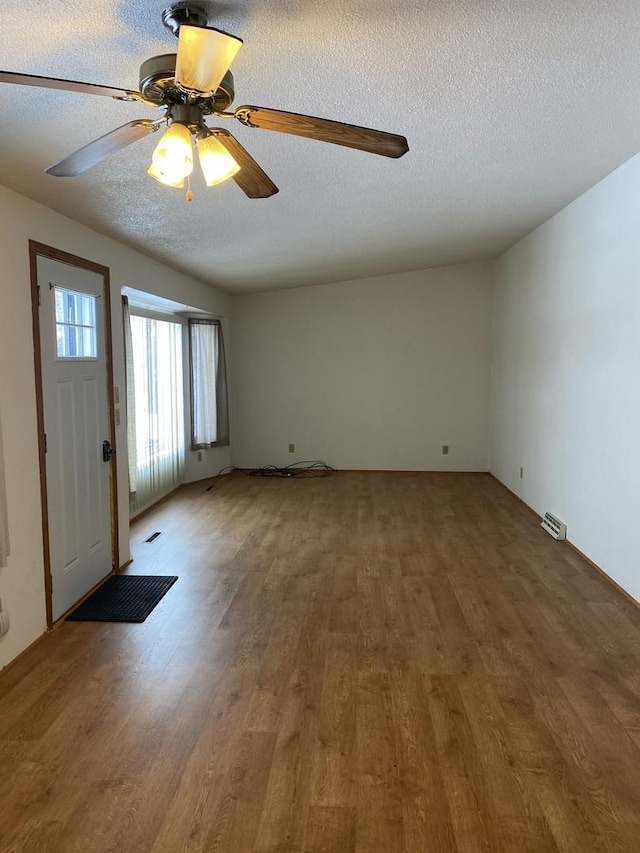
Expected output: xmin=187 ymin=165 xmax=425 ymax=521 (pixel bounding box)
xmin=29 ymin=240 xmax=119 ymax=628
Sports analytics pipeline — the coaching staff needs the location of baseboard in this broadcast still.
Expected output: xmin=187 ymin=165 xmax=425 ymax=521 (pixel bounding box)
xmin=51 ymin=570 xmax=116 ymax=628
xmin=230 ymin=468 xmax=491 ymax=475
xmin=130 ymin=472 xmax=235 ymax=521
xmin=338 ymin=469 xmax=491 ymax=474
xmin=130 ymin=484 xmax=184 ymax=522
xmin=0 ymin=628 xmax=51 ymax=677
xmin=489 ymin=473 xmax=639 ymax=611
xmin=183 ymin=470 xmax=235 ymax=486
xmin=0 ymin=568 xmax=119 ymax=677
xmin=565 ymin=540 xmax=639 ymax=610
xmin=488 ymin=473 xmax=540 ymax=518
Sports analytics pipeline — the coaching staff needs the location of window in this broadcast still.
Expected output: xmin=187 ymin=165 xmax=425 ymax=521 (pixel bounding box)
xmin=54 ymin=287 xmax=97 ymax=358
xmin=129 ymin=314 xmax=184 ymax=516
xmin=189 ymin=318 xmax=229 ymax=449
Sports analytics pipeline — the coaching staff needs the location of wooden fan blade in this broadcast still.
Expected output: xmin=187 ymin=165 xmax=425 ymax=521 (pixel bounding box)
xmin=0 ymin=70 xmax=143 ymax=101
xmin=45 ymin=120 xmax=162 ymax=177
xmin=234 ymin=105 xmax=409 ymax=159
xmin=212 ymin=129 xmax=278 ymax=198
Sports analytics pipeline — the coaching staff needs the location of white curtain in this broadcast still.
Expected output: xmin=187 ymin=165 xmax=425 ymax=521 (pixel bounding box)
xmin=0 ymin=408 xmax=10 ymax=567
xmin=122 ymin=296 xmax=137 ymax=496
xmin=189 ymin=318 xmax=229 ymax=449
xmin=130 ymin=314 xmax=184 ymax=516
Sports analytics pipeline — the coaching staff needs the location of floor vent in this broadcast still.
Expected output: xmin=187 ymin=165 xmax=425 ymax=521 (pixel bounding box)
xmin=541 ymin=512 xmax=566 ymax=540
xmin=144 ymin=531 xmax=163 ymax=543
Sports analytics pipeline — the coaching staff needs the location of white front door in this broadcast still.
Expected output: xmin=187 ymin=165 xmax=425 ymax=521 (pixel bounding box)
xmin=37 ymin=255 xmax=114 ymax=620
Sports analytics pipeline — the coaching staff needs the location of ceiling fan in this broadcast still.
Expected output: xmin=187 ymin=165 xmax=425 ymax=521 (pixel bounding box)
xmin=0 ymin=2 xmax=409 ymax=199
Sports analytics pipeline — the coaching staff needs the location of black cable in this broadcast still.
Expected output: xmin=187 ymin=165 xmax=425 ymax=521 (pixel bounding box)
xmin=203 ymin=465 xmax=238 ymax=489
xmin=249 ymin=460 xmax=335 ymax=478
xmin=214 ymin=465 xmax=236 ymax=477
xmin=207 ymin=460 xmax=335 ymax=489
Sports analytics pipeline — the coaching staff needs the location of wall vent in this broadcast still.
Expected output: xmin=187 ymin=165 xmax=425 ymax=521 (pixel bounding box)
xmin=541 ymin=512 xmax=566 ymax=540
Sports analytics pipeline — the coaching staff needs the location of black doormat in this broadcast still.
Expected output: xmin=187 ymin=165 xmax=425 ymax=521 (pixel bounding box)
xmin=65 ymin=575 xmax=178 ymax=623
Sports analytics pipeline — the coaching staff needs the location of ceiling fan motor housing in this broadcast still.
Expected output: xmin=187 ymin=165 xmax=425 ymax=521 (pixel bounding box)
xmin=167 ymin=103 xmax=211 ymax=132
xmin=138 ymin=55 xmax=235 ymax=111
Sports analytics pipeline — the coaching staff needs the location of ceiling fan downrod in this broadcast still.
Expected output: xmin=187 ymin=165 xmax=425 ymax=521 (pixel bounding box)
xmin=161 ymin=3 xmax=209 ymax=37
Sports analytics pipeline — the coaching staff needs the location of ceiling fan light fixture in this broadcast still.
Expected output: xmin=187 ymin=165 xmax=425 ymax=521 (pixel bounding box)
xmin=147 ymin=160 xmax=185 ymax=188
xmin=148 ymin=121 xmax=193 ymax=186
xmin=197 ymin=133 xmax=240 ymax=186
xmin=2 ymin=5 xmax=407 ymax=196
xmin=175 ymin=24 xmax=242 ymax=96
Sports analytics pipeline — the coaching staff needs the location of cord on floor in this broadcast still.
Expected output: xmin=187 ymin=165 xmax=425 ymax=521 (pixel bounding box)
xmin=205 ymin=460 xmax=335 ymax=489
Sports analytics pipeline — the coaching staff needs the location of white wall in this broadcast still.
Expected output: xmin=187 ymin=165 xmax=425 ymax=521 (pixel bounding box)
xmin=0 ymin=183 xmax=230 ymax=669
xmin=231 ymin=263 xmax=495 ymax=471
xmin=491 ymin=153 xmax=640 ymax=602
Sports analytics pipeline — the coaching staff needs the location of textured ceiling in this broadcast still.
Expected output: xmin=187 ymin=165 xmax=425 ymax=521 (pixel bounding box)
xmin=1 ymin=1 xmax=640 ymax=293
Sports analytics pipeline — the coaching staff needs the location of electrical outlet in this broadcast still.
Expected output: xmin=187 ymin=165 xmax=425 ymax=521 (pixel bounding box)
xmin=288 ymin=443 xmax=295 ymax=454
xmin=197 ymin=451 xmax=203 ymax=462
xmin=520 ymin=467 xmax=524 ymax=479
xmin=442 ymin=445 xmax=449 ymax=455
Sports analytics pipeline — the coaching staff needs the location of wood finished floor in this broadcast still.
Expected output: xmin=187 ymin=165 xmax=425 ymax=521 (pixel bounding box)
xmin=1 ymin=472 xmax=640 ymax=852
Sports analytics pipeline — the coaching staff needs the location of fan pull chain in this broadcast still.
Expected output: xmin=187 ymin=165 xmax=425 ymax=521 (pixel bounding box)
xmin=186 ymin=175 xmax=193 ymax=202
